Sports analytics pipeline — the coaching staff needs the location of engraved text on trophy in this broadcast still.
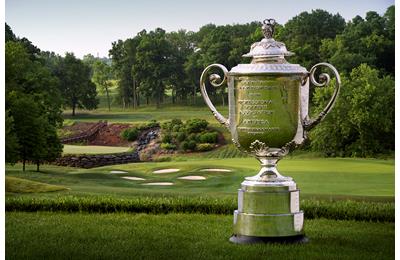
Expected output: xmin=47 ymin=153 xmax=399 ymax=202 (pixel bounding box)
xmin=235 ymin=76 xmax=300 ymax=150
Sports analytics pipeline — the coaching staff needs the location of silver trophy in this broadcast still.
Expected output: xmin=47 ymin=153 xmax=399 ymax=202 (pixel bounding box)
xmin=200 ymin=19 xmax=341 ymax=243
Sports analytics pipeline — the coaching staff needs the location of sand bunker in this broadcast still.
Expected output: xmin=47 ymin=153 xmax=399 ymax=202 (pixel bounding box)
xmin=153 ymin=169 xmax=180 ymax=174
xmin=121 ymin=176 xmax=145 ymax=181
xmin=199 ymin=168 xmax=232 ymax=172
xmin=178 ymin=175 xmax=206 ymax=180
xmin=109 ymin=170 xmax=128 ymax=174
xmin=142 ymin=182 xmax=174 ymax=186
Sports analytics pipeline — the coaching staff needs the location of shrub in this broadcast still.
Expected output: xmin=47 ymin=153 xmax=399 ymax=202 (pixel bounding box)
xmin=180 ymin=141 xmax=196 ymax=151
xmin=139 ymin=150 xmax=153 ymax=161
xmin=187 ymin=140 xmax=197 ymax=150
xmin=162 ymin=134 xmax=173 ymax=143
xmin=161 ymin=121 xmax=172 ymax=131
xmin=180 ymin=141 xmax=189 ymax=150
xmin=160 ymin=143 xmax=177 ymax=150
xmin=121 ymin=127 xmax=140 ymax=141
xmin=199 ymin=132 xmax=218 ymax=143
xmin=176 ymin=132 xmax=186 ymax=142
xmin=187 ymin=133 xmax=200 ymax=142
xmin=146 ymin=120 xmax=160 ymax=129
xmin=196 ymin=143 xmax=214 ymax=152
xmin=171 ymin=118 xmax=183 ymax=126
xmin=185 ymin=119 xmax=208 ymax=133
xmin=172 ymin=124 xmax=182 ymax=132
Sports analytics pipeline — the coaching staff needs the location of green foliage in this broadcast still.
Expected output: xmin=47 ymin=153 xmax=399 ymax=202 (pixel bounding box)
xmin=120 ymin=120 xmax=160 ymax=142
xmin=92 ymin=60 xmax=112 ymax=111
xmin=161 ymin=134 xmax=173 ymax=143
xmin=133 ymin=28 xmax=172 ymax=108
xmin=5 ymin=110 xmax=20 ymax=164
xmin=120 ymin=127 xmax=140 ymax=141
xmin=185 ymin=118 xmax=208 ymax=133
xmin=8 ymin=93 xmax=47 ymax=170
xmin=320 ymin=7 xmax=395 ymax=75
xmin=196 ymin=143 xmax=214 ymax=152
xmin=5 ymin=41 xmax=63 ymax=127
xmin=310 ymin=64 xmax=394 ymax=156
xmin=55 ymin=53 xmax=98 ymax=115
xmin=160 ymin=143 xmax=177 ymax=150
xmin=278 ymin=9 xmax=346 ymax=69
xmin=160 ymin=118 xmax=219 ymax=152
xmin=199 ymin=132 xmax=218 ymax=143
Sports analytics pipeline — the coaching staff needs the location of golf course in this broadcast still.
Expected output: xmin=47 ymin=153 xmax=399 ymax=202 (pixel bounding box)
xmin=5 ymin=106 xmax=395 ymax=259
xmin=5 ymin=3 xmax=395 ymax=259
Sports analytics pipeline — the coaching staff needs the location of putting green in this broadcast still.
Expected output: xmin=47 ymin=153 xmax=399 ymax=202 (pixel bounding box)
xmin=63 ymin=144 xmax=131 ymax=155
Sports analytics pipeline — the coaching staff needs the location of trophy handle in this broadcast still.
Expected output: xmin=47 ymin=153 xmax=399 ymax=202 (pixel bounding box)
xmin=303 ymin=62 xmax=341 ymax=130
xmin=200 ymin=64 xmax=230 ymax=128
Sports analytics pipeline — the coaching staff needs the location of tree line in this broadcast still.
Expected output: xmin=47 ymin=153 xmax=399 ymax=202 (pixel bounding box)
xmin=5 ymin=24 xmax=98 ymax=170
xmin=108 ymin=6 xmax=394 ymax=156
xmin=5 ymin=5 xmax=395 ymax=164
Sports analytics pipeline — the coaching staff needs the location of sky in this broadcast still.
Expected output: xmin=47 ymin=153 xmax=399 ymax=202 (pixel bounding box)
xmin=5 ymin=0 xmax=394 ymax=58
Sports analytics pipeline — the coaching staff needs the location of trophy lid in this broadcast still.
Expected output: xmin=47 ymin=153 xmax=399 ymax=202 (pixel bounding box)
xmin=230 ymin=18 xmax=307 ymax=75
xmin=243 ymin=19 xmax=294 ymax=58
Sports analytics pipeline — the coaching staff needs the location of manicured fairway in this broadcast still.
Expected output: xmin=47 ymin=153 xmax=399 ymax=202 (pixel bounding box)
xmin=5 ymin=212 xmax=394 ymax=260
xmin=62 ymin=105 xmax=229 ymax=124
xmin=5 ymin=157 xmax=394 ymax=200
xmin=63 ymin=144 xmax=131 ymax=155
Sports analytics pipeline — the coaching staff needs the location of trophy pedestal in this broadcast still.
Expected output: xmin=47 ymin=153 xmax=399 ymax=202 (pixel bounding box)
xmin=230 ymin=179 xmax=307 ymax=244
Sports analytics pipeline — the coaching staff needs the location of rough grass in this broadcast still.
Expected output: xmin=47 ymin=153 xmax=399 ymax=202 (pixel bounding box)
xmin=5 ymin=176 xmax=68 ymax=193
xmin=62 ymin=144 xmax=131 ymax=155
xmin=6 ymin=212 xmax=394 ymax=260
xmin=5 ymin=195 xmax=394 ymax=222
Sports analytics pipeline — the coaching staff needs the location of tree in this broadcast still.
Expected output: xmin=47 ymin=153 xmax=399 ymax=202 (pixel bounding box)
xmin=92 ymin=60 xmax=112 ymax=111
xmin=8 ymin=92 xmax=47 ymax=171
xmin=5 ymin=41 xmax=63 ymax=127
xmin=5 ymin=25 xmax=64 ymax=171
xmin=166 ymin=30 xmax=195 ymax=103
xmin=320 ymin=6 xmax=394 ymax=75
xmin=134 ymin=28 xmax=172 ymax=108
xmin=34 ymin=123 xmax=63 ymax=172
xmin=5 ymin=23 xmax=16 ymax=42
xmin=55 ymin=52 xmax=98 ymax=116
xmin=278 ymin=9 xmax=346 ymax=69
xmin=309 ymin=64 xmax=394 ymax=157
xmin=5 ymin=110 xmax=20 ymax=164
xmin=109 ymin=36 xmax=142 ymax=109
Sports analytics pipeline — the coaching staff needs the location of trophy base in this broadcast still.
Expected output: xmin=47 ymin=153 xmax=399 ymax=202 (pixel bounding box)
xmin=231 ymin=178 xmax=305 ymax=241
xmin=229 ymin=234 xmax=309 ymax=244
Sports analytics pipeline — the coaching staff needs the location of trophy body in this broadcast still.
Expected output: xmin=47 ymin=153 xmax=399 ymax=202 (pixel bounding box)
xmin=200 ymin=19 xmax=341 ymax=244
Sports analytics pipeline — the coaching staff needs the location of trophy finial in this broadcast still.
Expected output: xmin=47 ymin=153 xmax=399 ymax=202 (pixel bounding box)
xmin=262 ymin=18 xmax=276 ymax=39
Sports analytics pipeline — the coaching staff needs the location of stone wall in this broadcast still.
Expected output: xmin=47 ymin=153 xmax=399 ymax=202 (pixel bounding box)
xmin=55 ymin=152 xmax=139 ymax=168
xmin=56 ymin=127 xmax=160 ymax=168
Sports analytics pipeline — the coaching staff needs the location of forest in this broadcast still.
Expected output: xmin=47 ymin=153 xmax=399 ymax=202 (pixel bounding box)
xmin=5 ymin=6 xmax=395 ymax=169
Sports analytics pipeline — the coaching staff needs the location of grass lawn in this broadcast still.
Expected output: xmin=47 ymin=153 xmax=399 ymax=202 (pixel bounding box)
xmin=6 ymin=212 xmax=394 ymax=260
xmin=62 ymin=105 xmax=229 ymax=125
xmin=5 ymin=176 xmax=68 ymax=193
xmin=5 ymin=157 xmax=394 ymax=200
xmin=62 ymin=144 xmax=131 ymax=155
